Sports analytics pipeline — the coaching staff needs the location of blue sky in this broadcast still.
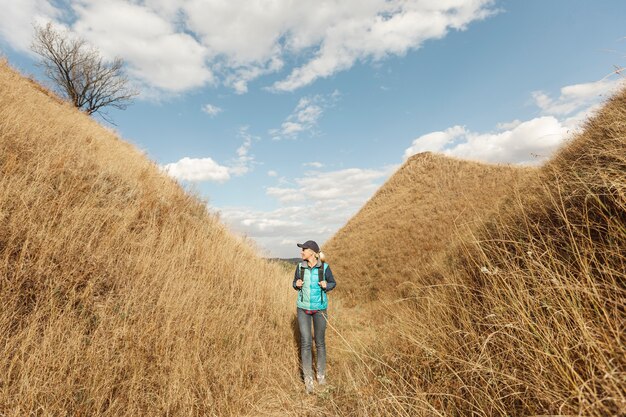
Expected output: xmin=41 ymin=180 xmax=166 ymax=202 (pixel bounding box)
xmin=1 ymin=0 xmax=624 ymax=257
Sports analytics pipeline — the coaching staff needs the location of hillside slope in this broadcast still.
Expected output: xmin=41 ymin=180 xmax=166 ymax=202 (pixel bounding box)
xmin=324 ymin=152 xmax=533 ymax=300
xmin=323 ymin=88 xmax=626 ymax=415
xmin=0 ymin=60 xmax=298 ymax=415
xmin=2 ymin=57 xmax=623 ymax=416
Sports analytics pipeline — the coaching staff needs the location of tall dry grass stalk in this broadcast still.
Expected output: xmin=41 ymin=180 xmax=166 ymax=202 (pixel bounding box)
xmin=0 ymin=60 xmax=307 ymax=416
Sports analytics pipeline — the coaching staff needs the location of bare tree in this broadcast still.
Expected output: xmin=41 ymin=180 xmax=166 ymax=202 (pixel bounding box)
xmin=31 ymin=23 xmax=138 ymax=121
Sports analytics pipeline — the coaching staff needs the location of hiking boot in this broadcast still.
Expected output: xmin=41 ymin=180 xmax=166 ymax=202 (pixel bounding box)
xmin=304 ymin=376 xmax=314 ymax=394
xmin=317 ymin=374 xmax=326 ymax=386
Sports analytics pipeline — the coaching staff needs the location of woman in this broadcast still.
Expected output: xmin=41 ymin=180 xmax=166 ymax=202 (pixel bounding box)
xmin=293 ymin=240 xmax=336 ymax=393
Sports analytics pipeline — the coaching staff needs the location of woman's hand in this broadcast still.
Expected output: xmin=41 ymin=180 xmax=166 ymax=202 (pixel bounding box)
xmin=296 ymin=279 xmax=303 ymax=288
xmin=319 ymin=280 xmax=327 ymax=289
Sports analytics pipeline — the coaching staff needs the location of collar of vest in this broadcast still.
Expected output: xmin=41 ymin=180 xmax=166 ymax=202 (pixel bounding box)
xmin=300 ymin=260 xmax=322 ymax=268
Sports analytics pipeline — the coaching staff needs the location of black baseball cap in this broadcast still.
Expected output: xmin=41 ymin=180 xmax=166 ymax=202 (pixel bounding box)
xmin=297 ymin=240 xmax=320 ymax=253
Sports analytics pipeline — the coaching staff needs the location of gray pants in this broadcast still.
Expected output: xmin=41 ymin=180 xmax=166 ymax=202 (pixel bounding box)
xmin=297 ymin=308 xmax=327 ymax=378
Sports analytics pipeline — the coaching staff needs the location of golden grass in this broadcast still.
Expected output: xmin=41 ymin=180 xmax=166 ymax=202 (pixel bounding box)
xmin=324 ymin=89 xmax=626 ymax=415
xmin=0 ymin=60 xmax=302 ymax=416
xmin=324 ymin=152 xmax=533 ymax=302
xmin=1 ymin=56 xmax=624 ymax=416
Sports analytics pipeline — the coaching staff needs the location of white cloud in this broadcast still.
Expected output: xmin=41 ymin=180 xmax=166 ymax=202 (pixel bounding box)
xmin=405 ymin=77 xmax=625 ymax=165
xmin=295 ymin=98 xmax=324 ymax=124
xmin=403 ymin=126 xmax=466 ymax=159
xmin=72 ymin=0 xmax=213 ymax=93
xmin=303 ymin=162 xmax=324 ymax=168
xmin=227 ymin=127 xmax=257 ymax=176
xmin=532 ymin=78 xmax=623 ymax=116
xmin=267 ymin=167 xmax=393 ymax=204
xmin=162 ymin=127 xmax=257 ymax=182
xmin=267 ymin=170 xmax=278 ymax=177
xmin=217 ymin=165 xmax=396 ymax=257
xmin=0 ymin=0 xmax=61 ymax=52
xmin=162 ymin=157 xmax=230 ymax=182
xmin=0 ymin=0 xmax=496 ymax=94
xmin=270 ymin=93 xmax=338 ymax=140
xmin=496 ymin=119 xmax=522 ymax=131
xmin=223 ymin=56 xmax=284 ymax=94
xmin=405 ymin=117 xmax=567 ymax=165
xmin=300 ymin=168 xmax=394 ymax=201
xmin=270 ymin=0 xmax=496 ymax=91
xmin=202 ymin=103 xmax=223 ymax=117
xmin=277 ymin=122 xmax=305 ymax=136
xmin=456 ymin=117 xmax=566 ymax=163
xmin=265 ymin=187 xmax=301 ymax=203
xmin=222 ymin=206 xmax=307 ymax=238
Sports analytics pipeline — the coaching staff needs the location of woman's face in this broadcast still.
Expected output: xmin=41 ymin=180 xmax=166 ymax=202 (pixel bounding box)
xmin=300 ymin=247 xmax=313 ymax=261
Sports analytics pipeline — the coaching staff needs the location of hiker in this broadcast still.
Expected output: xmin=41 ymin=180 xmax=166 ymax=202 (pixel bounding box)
xmin=293 ymin=240 xmax=336 ymax=393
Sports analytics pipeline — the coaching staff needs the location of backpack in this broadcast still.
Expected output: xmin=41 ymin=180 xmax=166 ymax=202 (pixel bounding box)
xmin=298 ymin=262 xmax=325 ymax=303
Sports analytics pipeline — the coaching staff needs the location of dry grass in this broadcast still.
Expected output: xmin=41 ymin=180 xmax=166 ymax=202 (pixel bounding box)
xmin=1 ymin=57 xmax=624 ymax=416
xmin=324 ymin=89 xmax=626 ymax=415
xmin=325 ymin=152 xmax=533 ymax=302
xmin=0 ymin=60 xmax=302 ymax=416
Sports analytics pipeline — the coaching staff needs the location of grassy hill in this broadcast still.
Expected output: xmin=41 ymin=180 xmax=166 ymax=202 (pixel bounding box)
xmin=324 ymin=152 xmax=533 ymax=302
xmin=1 ymin=56 xmax=624 ymax=416
xmin=0 ymin=59 xmax=300 ymax=415
xmin=324 ymin=88 xmax=626 ymax=415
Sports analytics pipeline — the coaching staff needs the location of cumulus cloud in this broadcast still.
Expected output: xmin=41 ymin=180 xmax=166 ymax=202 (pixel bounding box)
xmin=268 ymin=168 xmax=394 ymax=203
xmin=219 ymin=206 xmax=335 ymax=257
xmin=162 ymin=127 xmax=257 ymax=182
xmin=162 ymin=157 xmax=230 ymax=182
xmin=496 ymin=119 xmax=522 ymax=131
xmin=0 ymin=0 xmax=496 ymax=94
xmin=405 ymin=78 xmax=625 ymax=165
xmin=217 ymin=165 xmax=396 ymax=257
xmin=72 ymin=0 xmax=213 ymax=93
xmin=264 ymin=187 xmax=301 ymax=204
xmin=270 ymin=92 xmax=339 ymax=140
xmin=202 ymin=103 xmax=223 ymax=117
xmin=270 ymin=97 xmax=323 ymax=139
xmin=0 ymin=0 xmax=61 ymax=52
xmin=223 ymin=56 xmax=284 ymax=94
xmin=405 ymin=117 xmax=567 ymax=165
xmin=532 ymin=78 xmax=622 ymax=116
xmin=303 ymin=162 xmax=324 ymax=168
xmin=227 ymin=127 xmax=257 ymax=176
xmin=270 ymin=0 xmax=496 ymax=91
xmin=403 ymin=126 xmax=467 ymax=158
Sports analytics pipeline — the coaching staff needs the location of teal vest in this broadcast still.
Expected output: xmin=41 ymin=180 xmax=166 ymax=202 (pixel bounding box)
xmin=296 ymin=262 xmax=329 ymax=310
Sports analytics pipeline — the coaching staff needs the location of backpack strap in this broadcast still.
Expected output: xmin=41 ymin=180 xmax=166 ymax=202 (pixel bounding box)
xmin=319 ymin=262 xmax=325 ymax=304
xmin=299 ymin=264 xmax=305 ymax=302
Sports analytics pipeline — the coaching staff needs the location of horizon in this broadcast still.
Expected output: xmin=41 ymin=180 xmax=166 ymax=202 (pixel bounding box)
xmin=1 ymin=0 xmax=624 ymax=257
